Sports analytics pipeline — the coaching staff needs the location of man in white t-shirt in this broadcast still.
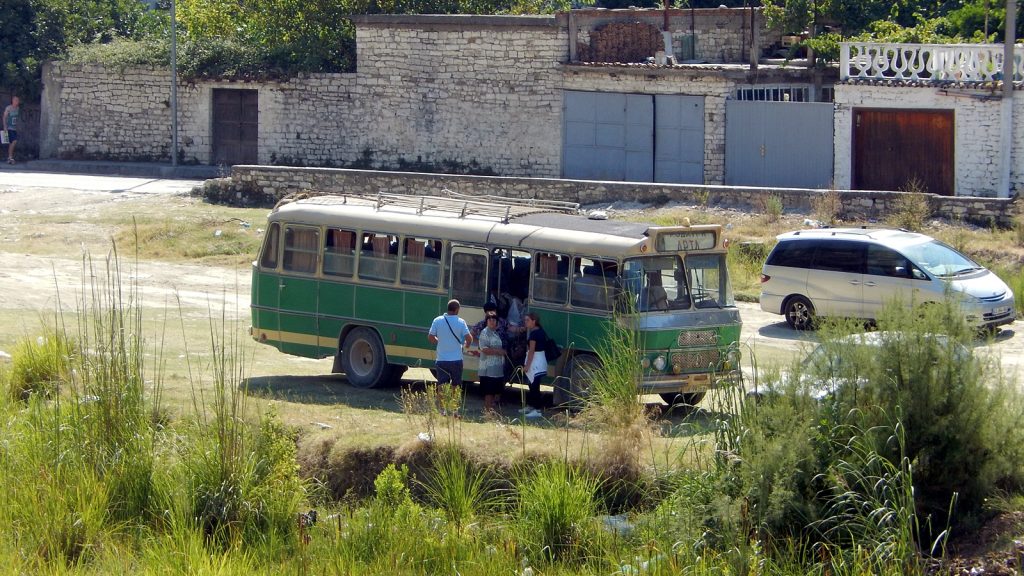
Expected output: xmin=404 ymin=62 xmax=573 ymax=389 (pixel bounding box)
xmin=428 ymin=298 xmax=473 ymax=387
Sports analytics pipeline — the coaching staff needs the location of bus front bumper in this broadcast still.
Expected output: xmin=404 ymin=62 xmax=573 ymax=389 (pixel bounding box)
xmin=639 ymin=370 xmax=740 ymax=395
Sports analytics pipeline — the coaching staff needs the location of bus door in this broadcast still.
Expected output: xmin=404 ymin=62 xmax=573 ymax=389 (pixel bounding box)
xmin=449 ymin=245 xmax=490 ymax=327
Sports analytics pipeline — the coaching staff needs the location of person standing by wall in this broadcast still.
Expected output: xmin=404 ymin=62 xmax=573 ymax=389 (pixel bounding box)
xmin=3 ymin=96 xmax=20 ymax=164
xmin=428 ymin=298 xmax=473 ymax=415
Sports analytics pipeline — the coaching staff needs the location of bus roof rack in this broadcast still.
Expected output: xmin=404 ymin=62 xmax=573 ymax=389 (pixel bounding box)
xmin=373 ymin=189 xmax=581 ymax=223
xmin=289 ymin=190 xmax=581 ymax=223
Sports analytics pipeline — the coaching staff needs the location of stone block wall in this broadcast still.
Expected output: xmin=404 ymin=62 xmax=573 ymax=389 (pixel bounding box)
xmin=834 ymin=82 xmax=1023 ymax=197
xmin=46 ymin=63 xmax=174 ymax=161
xmin=224 ymin=165 xmax=1016 ymax=228
xmin=43 ymin=15 xmax=567 ymax=176
xmin=570 ymin=8 xmax=776 ymax=64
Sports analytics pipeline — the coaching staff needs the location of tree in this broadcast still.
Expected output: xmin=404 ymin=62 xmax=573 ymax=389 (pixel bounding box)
xmin=0 ymin=0 xmax=162 ymax=97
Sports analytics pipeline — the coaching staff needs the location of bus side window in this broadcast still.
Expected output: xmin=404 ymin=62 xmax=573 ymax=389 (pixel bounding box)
xmin=358 ymin=232 xmax=398 ymax=283
xmin=571 ymin=257 xmax=614 ymax=310
xmin=534 ymin=252 xmax=568 ymax=304
xmin=260 ymin=222 xmax=280 ymax=269
xmin=283 ymin=225 xmax=319 ymax=274
xmin=323 ymin=228 xmax=355 ymax=277
xmin=451 ymin=251 xmax=487 ymax=307
xmin=401 ymin=236 xmax=441 ymax=288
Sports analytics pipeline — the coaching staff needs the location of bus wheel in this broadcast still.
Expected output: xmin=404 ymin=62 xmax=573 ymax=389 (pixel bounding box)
xmin=660 ymin=392 xmax=706 ymax=410
xmin=340 ymin=327 xmax=388 ymax=388
xmin=565 ymin=354 xmax=601 ymax=406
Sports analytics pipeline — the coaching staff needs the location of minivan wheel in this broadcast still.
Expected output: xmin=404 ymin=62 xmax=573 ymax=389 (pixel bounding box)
xmin=785 ymin=296 xmax=816 ymax=330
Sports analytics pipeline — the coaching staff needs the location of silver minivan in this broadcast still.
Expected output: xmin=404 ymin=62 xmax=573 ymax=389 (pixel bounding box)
xmin=759 ymin=228 xmax=1016 ymax=330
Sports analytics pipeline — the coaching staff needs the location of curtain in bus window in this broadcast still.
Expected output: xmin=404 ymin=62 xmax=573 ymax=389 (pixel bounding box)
xmin=359 ymin=233 xmax=398 ymax=282
xmin=451 ymin=252 xmax=487 ymax=307
xmin=283 ymin=226 xmax=318 ymax=274
xmin=401 ymin=238 xmax=441 ymax=287
xmin=323 ymin=229 xmax=355 ymax=277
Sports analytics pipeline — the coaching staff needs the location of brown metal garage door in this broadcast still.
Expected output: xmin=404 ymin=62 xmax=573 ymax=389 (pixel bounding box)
xmin=212 ymin=89 xmax=258 ymax=165
xmin=853 ymin=109 xmax=954 ymax=196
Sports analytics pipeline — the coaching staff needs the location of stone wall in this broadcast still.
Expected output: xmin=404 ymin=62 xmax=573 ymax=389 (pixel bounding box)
xmin=44 ymin=63 xmax=174 ymax=161
xmin=834 ymin=82 xmax=1023 ymax=197
xmin=569 ymin=8 xmax=777 ymax=64
xmin=222 ymin=165 xmax=1017 ymax=228
xmin=43 ymin=15 xmax=567 ymax=175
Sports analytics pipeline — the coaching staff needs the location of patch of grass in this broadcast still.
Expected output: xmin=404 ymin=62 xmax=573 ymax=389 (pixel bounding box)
xmin=113 ymin=216 xmax=264 ymax=265
xmin=6 ymin=330 xmax=75 ymax=399
xmin=516 ymin=460 xmax=602 ymax=564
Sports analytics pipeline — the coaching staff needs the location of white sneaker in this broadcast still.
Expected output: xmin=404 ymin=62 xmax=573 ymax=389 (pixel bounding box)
xmin=524 ymin=409 xmax=543 ymax=419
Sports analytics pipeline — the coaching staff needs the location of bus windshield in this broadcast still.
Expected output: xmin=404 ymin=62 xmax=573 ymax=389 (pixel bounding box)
xmin=623 ymin=254 xmax=733 ymax=311
xmin=622 ymin=255 xmax=690 ymax=312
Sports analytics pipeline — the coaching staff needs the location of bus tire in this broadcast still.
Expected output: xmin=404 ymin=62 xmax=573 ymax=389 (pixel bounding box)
xmin=340 ymin=327 xmax=389 ymax=388
xmin=660 ymin=392 xmax=705 ymax=411
xmin=564 ymin=354 xmax=601 ymax=406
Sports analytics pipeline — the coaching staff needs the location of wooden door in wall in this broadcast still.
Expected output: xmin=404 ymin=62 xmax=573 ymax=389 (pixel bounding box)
xmin=212 ymin=89 xmax=258 ymax=165
xmin=852 ymin=109 xmax=954 ymax=196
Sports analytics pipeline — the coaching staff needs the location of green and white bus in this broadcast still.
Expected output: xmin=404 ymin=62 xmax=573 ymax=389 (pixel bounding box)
xmin=250 ymin=192 xmax=741 ymax=406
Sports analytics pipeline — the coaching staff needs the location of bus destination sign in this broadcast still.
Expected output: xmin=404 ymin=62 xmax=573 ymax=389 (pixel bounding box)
xmin=656 ymin=231 xmax=717 ymax=251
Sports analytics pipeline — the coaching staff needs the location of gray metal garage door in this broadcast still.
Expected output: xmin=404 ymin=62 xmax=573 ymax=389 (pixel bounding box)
xmin=724 ymin=100 xmax=833 ymax=188
xmin=563 ymin=91 xmax=652 ymax=181
xmin=563 ymin=91 xmax=704 ymax=184
xmin=655 ymin=94 xmax=704 ymax=184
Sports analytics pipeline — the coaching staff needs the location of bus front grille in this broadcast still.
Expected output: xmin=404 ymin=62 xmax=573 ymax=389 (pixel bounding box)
xmin=677 ymin=330 xmax=718 ymax=347
xmin=671 ymin=349 xmax=721 ymax=371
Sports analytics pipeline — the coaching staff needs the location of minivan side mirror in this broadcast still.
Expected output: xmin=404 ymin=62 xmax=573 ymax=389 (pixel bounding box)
xmin=911 ymin=268 xmax=928 ymax=280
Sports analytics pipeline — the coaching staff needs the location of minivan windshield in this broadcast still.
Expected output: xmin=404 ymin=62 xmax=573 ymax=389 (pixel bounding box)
xmin=900 ymin=240 xmax=981 ymax=278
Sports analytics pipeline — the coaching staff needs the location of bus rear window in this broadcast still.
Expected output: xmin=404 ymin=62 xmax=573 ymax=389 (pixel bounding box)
xmin=260 ymin=222 xmax=280 ymax=269
xmin=283 ymin=225 xmax=319 ymax=274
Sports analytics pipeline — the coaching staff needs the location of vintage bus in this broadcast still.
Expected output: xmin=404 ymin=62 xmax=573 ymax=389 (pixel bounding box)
xmin=250 ymin=192 xmax=741 ymax=406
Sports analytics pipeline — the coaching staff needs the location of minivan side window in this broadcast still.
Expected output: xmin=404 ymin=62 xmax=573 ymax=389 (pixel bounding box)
xmin=866 ymin=245 xmax=914 ymax=278
xmin=811 ymin=241 xmax=864 ymax=274
xmin=767 ymin=241 xmax=815 ymax=268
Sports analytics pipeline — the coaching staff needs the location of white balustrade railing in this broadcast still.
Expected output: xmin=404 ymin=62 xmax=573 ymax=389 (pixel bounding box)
xmin=841 ymin=42 xmax=1024 ymax=82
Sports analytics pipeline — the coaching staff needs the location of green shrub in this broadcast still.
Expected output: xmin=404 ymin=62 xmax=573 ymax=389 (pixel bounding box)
xmin=515 ymin=460 xmax=602 ymax=564
xmin=418 ymin=447 xmax=498 ymax=532
xmin=7 ymin=331 xmax=75 ymax=400
xmin=66 ymin=38 xmax=169 ymax=69
xmin=887 ymin=182 xmax=931 ymax=231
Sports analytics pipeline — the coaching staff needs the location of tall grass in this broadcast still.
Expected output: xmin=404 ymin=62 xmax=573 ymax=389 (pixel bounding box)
xmin=516 ymin=460 xmax=602 ymax=564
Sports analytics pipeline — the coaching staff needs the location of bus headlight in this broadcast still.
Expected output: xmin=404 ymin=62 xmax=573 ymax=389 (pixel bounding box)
xmin=641 ymin=357 xmax=651 ymax=369
xmin=653 ymin=355 xmax=667 ymax=371
xmin=724 ymin=348 xmax=741 ymax=370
